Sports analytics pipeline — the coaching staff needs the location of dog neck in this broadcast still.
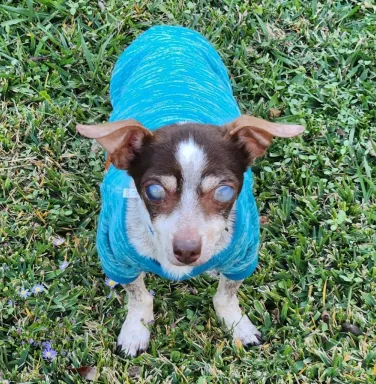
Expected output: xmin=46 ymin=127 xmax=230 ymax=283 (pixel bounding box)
xmin=125 ymin=179 xmax=235 ymax=279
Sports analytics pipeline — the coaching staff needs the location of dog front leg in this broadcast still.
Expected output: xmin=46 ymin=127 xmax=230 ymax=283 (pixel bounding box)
xmin=117 ymin=274 xmax=154 ymax=356
xmin=213 ymin=274 xmax=262 ymax=346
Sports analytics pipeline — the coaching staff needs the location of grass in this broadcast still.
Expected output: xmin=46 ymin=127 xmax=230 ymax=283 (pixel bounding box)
xmin=1 ymin=0 xmax=375 ymax=382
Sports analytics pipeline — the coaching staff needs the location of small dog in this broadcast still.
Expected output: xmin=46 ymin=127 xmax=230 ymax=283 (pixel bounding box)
xmin=77 ymin=26 xmax=303 ymax=356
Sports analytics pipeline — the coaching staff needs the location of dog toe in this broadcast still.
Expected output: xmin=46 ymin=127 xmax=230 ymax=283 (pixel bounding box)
xmin=255 ymin=334 xmax=264 ymax=344
xmin=115 ymin=345 xmax=123 ymax=355
xmin=243 ymin=334 xmax=264 ymax=349
xmin=232 ymin=316 xmax=262 ymax=347
xmin=116 ymin=319 xmax=151 ymax=357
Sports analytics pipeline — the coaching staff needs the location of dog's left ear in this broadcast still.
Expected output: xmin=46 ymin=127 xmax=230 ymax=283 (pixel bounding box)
xmin=223 ymin=115 xmax=304 ymax=163
xmin=76 ymin=119 xmax=152 ymax=169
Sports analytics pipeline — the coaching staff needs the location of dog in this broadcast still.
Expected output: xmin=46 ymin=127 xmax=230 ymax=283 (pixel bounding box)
xmin=77 ymin=26 xmax=304 ymax=356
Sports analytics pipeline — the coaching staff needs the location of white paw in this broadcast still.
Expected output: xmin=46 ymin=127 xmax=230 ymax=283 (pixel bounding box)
xmin=232 ymin=316 xmax=262 ymax=346
xmin=117 ymin=318 xmax=152 ymax=357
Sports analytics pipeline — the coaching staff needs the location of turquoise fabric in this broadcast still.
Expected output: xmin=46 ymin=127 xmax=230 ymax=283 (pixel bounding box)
xmin=97 ymin=25 xmax=260 ymax=284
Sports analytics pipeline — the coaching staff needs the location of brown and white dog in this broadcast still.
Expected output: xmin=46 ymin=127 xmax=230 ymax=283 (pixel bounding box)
xmin=77 ymin=117 xmax=303 ymax=356
xmin=77 ymin=26 xmax=304 ymax=356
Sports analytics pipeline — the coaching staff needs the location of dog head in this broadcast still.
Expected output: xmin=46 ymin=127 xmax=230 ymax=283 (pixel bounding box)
xmin=77 ymin=116 xmax=303 ymax=267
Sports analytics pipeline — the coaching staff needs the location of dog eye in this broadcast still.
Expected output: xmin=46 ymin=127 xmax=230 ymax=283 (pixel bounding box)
xmin=145 ymin=184 xmax=165 ymax=202
xmin=213 ymin=186 xmax=234 ymax=203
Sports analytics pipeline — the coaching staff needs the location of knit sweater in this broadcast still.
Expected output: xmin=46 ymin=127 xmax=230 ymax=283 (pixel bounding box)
xmin=96 ymin=26 xmax=259 ymax=284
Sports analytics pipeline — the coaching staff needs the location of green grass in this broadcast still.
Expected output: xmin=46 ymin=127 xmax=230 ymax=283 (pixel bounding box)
xmin=1 ymin=0 xmax=376 ymax=382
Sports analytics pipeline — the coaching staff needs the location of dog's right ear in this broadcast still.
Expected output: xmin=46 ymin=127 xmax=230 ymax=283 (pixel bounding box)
xmin=76 ymin=120 xmax=152 ymax=169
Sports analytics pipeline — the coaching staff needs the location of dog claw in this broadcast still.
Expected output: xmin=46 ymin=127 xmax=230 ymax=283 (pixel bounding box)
xmin=255 ymin=334 xmax=264 ymax=344
xmin=136 ymin=348 xmax=146 ymax=357
xmin=243 ymin=341 xmax=263 ymax=351
xmin=115 ymin=345 xmax=123 ymax=355
xmin=116 ymin=344 xmax=146 ymax=358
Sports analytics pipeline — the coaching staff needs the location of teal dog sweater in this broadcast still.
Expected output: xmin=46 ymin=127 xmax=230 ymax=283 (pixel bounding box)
xmin=97 ymin=26 xmax=259 ymax=284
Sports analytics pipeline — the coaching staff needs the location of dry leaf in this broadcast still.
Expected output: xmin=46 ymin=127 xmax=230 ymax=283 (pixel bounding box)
xmin=343 ymin=353 xmax=351 ymax=362
xmin=128 ymin=366 xmax=141 ymax=378
xmin=321 ymin=310 xmax=330 ymax=323
xmin=336 ymin=128 xmax=346 ymax=137
xmin=341 ymin=323 xmax=363 ymax=335
xmin=91 ymin=139 xmax=102 ymax=153
xmin=269 ymin=108 xmax=282 ymax=118
xmin=25 ymin=307 xmax=33 ymax=319
xmin=69 ymin=366 xmax=97 ymax=381
xmin=271 ymin=308 xmax=280 ymax=323
xmin=187 ymin=286 xmax=198 ymax=294
xmin=259 ymin=216 xmax=270 ymax=225
xmin=235 ymin=338 xmax=243 ymax=350
xmin=29 ymin=56 xmax=49 ymax=62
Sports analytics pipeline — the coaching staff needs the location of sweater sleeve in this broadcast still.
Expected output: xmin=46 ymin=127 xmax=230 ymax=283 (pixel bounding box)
xmin=218 ymin=169 xmax=260 ymax=281
xmin=96 ymin=172 xmax=141 ymax=285
xmin=222 ymin=242 xmax=259 ymax=281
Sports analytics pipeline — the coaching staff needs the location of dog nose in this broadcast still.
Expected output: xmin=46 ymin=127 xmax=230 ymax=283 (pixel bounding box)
xmin=173 ymin=235 xmax=202 ymax=265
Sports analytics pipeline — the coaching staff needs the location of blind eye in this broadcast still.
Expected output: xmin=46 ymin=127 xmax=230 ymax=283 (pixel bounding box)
xmin=213 ymin=186 xmax=234 ymax=203
xmin=145 ymin=184 xmax=165 ymax=202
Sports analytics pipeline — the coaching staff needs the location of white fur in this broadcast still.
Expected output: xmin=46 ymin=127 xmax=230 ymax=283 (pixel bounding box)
xmin=176 ymin=138 xmax=207 ymax=219
xmin=177 ymin=138 xmax=206 ymax=170
xmin=159 ymin=175 xmax=177 ymax=192
xmin=117 ymin=274 xmax=154 ymax=356
xmin=126 ymin=186 xmax=158 ymax=257
xmin=213 ymin=274 xmax=261 ymax=346
xmin=201 ymin=175 xmax=221 ymax=193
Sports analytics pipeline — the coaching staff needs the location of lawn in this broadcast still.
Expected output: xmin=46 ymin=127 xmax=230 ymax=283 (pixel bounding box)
xmin=1 ymin=0 xmax=376 ymax=383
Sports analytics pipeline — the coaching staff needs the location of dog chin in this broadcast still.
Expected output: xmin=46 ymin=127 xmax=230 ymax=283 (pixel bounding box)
xmin=167 ymin=255 xmax=208 ymax=267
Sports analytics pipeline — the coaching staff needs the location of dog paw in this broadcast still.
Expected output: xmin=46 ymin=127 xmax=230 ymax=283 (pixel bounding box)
xmin=117 ymin=318 xmax=151 ymax=357
xmin=233 ymin=316 xmax=262 ymax=347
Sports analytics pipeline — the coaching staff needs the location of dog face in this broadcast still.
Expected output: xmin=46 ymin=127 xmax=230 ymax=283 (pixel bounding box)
xmin=127 ymin=123 xmax=248 ymax=267
xmin=77 ymin=116 xmax=303 ymax=267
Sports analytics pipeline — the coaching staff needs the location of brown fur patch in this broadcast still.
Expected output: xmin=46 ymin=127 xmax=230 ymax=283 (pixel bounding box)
xmin=111 ymin=129 xmax=152 ymax=170
xmin=105 ymin=155 xmax=112 ymax=171
xmin=223 ymin=115 xmax=304 ymax=163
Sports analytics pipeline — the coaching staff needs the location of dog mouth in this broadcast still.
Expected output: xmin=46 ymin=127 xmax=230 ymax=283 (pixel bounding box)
xmin=169 ymin=251 xmax=206 ymax=267
xmin=170 ymin=258 xmax=204 ymax=267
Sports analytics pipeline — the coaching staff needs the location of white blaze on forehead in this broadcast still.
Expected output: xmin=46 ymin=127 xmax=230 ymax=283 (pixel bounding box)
xmin=176 ymin=138 xmax=207 ymax=217
xmin=176 ymin=138 xmax=207 ymax=187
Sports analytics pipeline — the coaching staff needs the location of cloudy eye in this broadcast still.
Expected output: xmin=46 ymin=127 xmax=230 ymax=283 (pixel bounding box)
xmin=214 ymin=185 xmax=234 ymax=203
xmin=145 ymin=184 xmax=165 ymax=202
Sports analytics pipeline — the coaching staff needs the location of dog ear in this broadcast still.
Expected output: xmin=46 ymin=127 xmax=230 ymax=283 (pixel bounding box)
xmin=223 ymin=115 xmax=304 ymax=162
xmin=76 ymin=119 xmax=152 ymax=169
